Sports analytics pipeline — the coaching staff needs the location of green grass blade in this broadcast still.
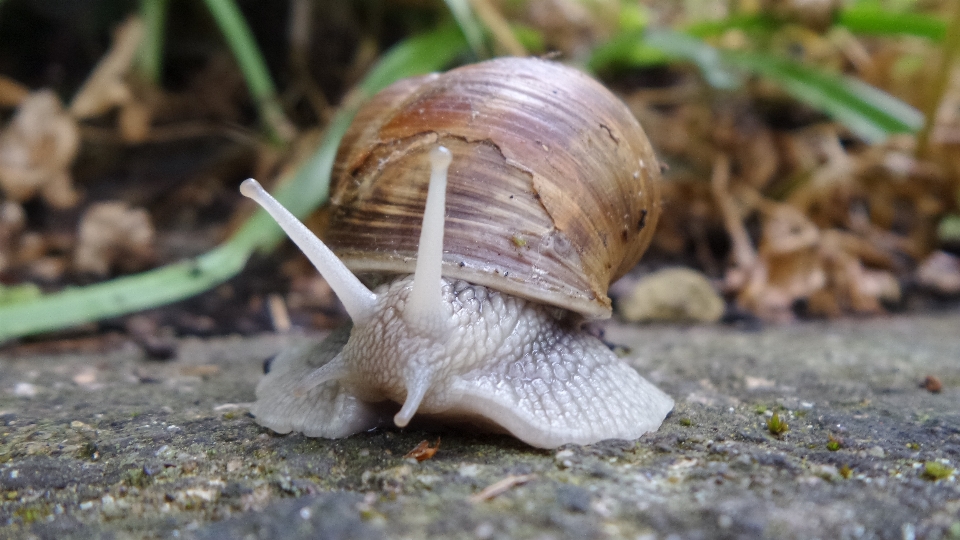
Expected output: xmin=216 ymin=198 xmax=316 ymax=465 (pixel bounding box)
xmin=587 ymin=29 xmax=664 ymax=73
xmin=939 ymin=215 xmax=960 ymax=243
xmin=680 ymin=7 xmax=945 ymax=41
xmin=604 ymin=28 xmax=923 ymax=143
xmin=684 ymin=13 xmax=776 ymax=38
xmin=722 ymin=50 xmax=924 ymax=142
xmin=0 ymin=27 xmax=470 ymax=343
xmin=137 ymin=0 xmax=170 ymax=84
xmin=0 ymin=246 xmax=248 ymax=342
xmin=360 ymin=24 xmax=468 ymax=95
xmin=202 ymin=0 xmax=294 ymax=145
xmin=643 ymin=28 xmax=740 ymax=89
xmin=838 ymin=7 xmax=946 ymax=40
xmin=443 ymin=0 xmax=487 ymax=57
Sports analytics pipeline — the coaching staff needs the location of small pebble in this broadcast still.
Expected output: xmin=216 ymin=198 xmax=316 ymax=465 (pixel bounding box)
xmin=13 ymin=382 xmax=37 ymax=398
xmin=921 ymin=376 xmax=942 ymax=394
xmin=618 ymin=267 xmax=725 ymax=323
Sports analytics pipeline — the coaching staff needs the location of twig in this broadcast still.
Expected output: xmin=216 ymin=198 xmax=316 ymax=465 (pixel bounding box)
xmin=469 ymin=474 xmax=535 ymax=502
xmin=267 ymin=293 xmax=291 ymax=333
xmin=710 ymin=154 xmax=756 ymax=269
xmin=71 ymin=17 xmax=144 ymax=118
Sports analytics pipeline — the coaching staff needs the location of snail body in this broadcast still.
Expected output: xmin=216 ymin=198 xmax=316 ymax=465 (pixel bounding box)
xmin=242 ymin=57 xmax=673 ymax=448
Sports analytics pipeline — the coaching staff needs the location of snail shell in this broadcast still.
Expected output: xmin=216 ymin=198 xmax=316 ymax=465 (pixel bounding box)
xmin=243 ymin=57 xmax=673 ymax=448
xmin=326 ymin=56 xmax=661 ymax=318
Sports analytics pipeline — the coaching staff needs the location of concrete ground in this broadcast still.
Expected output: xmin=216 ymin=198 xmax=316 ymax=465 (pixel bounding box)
xmin=1 ymin=311 xmax=958 ymax=539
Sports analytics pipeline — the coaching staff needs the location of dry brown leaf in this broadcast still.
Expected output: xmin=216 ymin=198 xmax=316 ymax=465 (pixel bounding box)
xmin=611 ymin=3 xmax=953 ymax=323
xmin=70 ymin=16 xmax=144 ymax=119
xmin=69 ymin=16 xmax=161 ymax=144
xmin=725 ymin=199 xmax=824 ymax=320
xmin=0 ymin=90 xmax=80 ymax=208
xmin=0 ymin=75 xmax=30 ymax=108
xmin=819 ymin=230 xmax=900 ymax=314
xmin=73 ymin=201 xmax=155 ymax=276
xmin=403 ymin=438 xmax=440 ymax=462
xmin=916 ymin=251 xmax=960 ymax=295
xmin=711 ymin=154 xmax=756 ymax=270
xmin=118 ymin=99 xmax=153 ymax=143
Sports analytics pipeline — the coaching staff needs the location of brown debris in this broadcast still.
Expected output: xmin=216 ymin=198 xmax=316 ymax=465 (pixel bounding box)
xmin=0 ymin=90 xmax=80 ymax=208
xmin=73 ymin=201 xmax=156 ymax=277
xmin=125 ymin=315 xmax=178 ymax=360
xmin=714 ymin=151 xmax=902 ymax=322
xmin=266 ymin=293 xmax=292 ymax=333
xmin=921 ymin=375 xmax=942 ymax=394
xmin=916 ymin=251 xmax=960 ymax=295
xmin=70 ymin=17 xmax=145 ymax=120
xmin=469 ymin=474 xmax=536 ymax=503
xmin=0 ymin=75 xmax=30 ymax=107
xmin=403 ymin=438 xmax=440 ymax=462
xmin=6 ymin=229 xmax=74 ymax=284
xmin=617 ymin=11 xmax=960 ymax=322
xmin=180 ymin=365 xmax=221 ymax=378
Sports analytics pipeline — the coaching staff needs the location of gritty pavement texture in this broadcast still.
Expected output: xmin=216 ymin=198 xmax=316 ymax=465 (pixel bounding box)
xmin=1 ymin=311 xmax=959 ymax=540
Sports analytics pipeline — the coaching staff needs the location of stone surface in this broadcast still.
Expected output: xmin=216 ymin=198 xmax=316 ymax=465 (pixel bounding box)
xmin=1 ymin=312 xmax=959 ymax=539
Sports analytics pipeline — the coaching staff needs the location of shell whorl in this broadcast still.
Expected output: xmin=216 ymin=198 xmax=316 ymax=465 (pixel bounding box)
xmin=326 ymin=57 xmax=661 ymax=318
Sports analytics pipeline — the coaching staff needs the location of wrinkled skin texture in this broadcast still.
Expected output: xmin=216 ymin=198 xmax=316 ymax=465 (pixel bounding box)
xmin=251 ymin=276 xmax=674 ymax=448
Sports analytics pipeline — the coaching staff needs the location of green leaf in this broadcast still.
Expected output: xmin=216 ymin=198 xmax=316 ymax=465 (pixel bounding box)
xmin=838 ymin=7 xmax=946 ymax=41
xmin=359 ymin=24 xmax=468 ymax=97
xmin=938 ymin=215 xmax=960 ymax=243
xmin=511 ymin=23 xmax=546 ymax=54
xmin=587 ymin=29 xmax=668 ymax=73
xmin=202 ymin=0 xmax=294 ymax=145
xmin=722 ymin=50 xmax=924 ymax=142
xmin=680 ymin=7 xmax=945 ymax=41
xmin=618 ymin=3 xmax=650 ymax=33
xmin=443 ymin=0 xmax=487 ymax=57
xmin=0 ymin=27 xmax=470 ymax=343
xmin=643 ymin=28 xmax=740 ymax=89
xmin=598 ymin=28 xmax=923 ymax=143
xmin=136 ymin=0 xmax=170 ymax=84
xmin=0 ymin=283 xmax=41 ymax=306
xmin=684 ymin=13 xmax=776 ymax=38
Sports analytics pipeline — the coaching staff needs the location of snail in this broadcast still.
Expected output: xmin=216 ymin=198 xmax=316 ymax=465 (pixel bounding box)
xmin=240 ymin=57 xmax=673 ymax=448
